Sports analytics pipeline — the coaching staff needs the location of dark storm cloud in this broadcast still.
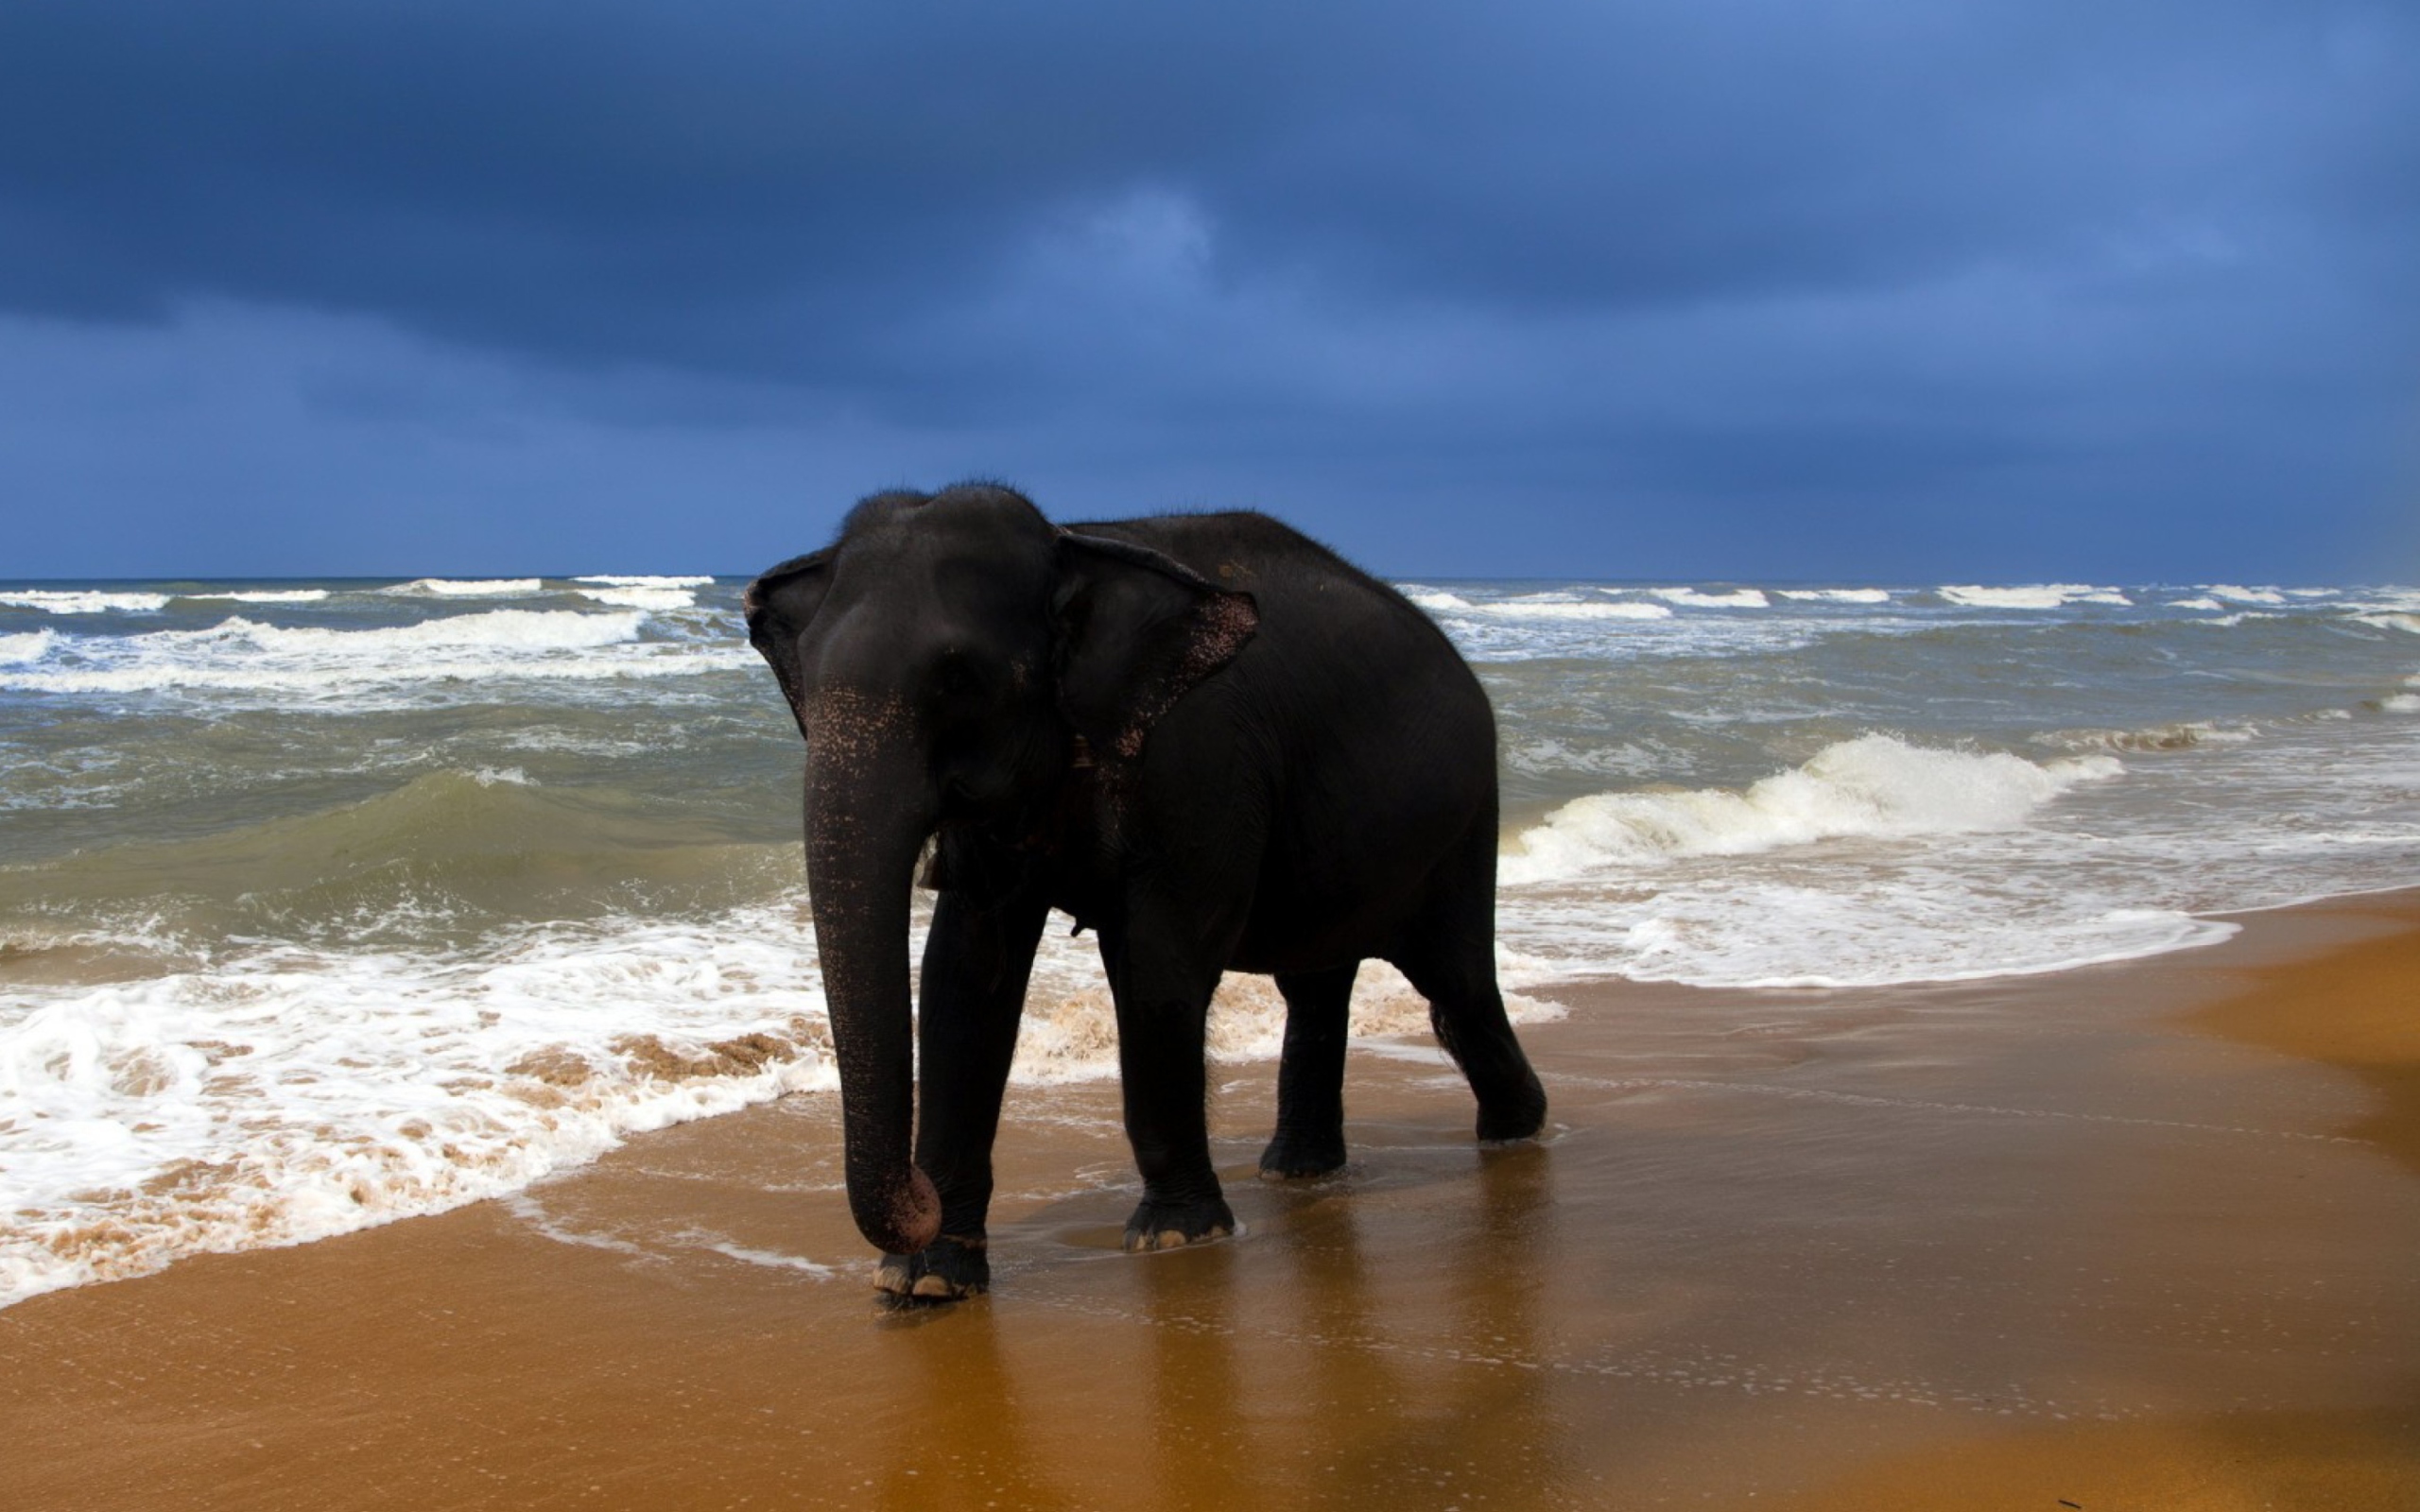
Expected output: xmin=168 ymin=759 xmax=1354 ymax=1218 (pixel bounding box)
xmin=1 ymin=0 xmax=2414 ymax=577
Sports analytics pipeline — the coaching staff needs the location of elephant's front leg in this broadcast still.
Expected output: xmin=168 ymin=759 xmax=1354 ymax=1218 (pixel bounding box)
xmin=1100 ymin=916 xmax=1236 ymax=1251
xmin=877 ymin=878 xmax=1048 ymax=1300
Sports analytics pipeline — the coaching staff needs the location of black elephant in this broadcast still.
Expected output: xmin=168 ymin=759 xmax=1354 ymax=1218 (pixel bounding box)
xmin=743 ymin=482 xmax=1547 ymax=1298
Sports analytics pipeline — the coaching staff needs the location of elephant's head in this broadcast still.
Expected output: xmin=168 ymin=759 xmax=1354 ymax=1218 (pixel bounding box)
xmin=741 ymin=483 xmax=1257 ymax=1254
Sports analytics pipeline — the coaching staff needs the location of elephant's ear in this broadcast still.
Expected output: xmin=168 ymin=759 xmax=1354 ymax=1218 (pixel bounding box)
xmin=1052 ymin=531 xmax=1258 ymax=765
xmin=743 ymin=547 xmax=836 ymax=734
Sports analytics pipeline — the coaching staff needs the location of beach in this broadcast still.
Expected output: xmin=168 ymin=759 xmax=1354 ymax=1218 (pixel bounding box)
xmin=7 ymin=888 xmax=2415 ymax=1510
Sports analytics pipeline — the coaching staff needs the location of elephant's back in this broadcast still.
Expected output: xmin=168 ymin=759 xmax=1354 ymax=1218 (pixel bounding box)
xmin=1075 ymin=509 xmax=1496 ymax=823
xmin=1065 ymin=511 xmax=1478 ymax=697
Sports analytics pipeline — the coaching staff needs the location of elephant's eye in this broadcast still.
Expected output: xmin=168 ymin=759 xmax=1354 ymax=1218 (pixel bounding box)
xmin=933 ymin=653 xmax=981 ymax=702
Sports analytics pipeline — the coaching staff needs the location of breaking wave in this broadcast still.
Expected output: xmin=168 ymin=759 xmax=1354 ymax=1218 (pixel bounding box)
xmin=0 ymin=609 xmax=750 ymax=701
xmin=0 ymin=629 xmax=55 ymax=665
xmin=1646 ymin=587 xmax=1771 ymax=609
xmin=0 ymin=589 xmax=171 ymax=614
xmin=1500 ymin=734 xmax=2120 ymax=885
xmin=381 ymin=577 xmax=544 ymax=597
xmin=1936 ymin=584 xmax=2131 ymax=610
xmin=1409 ymin=590 xmax=1672 ymax=621
xmin=176 ymin=589 xmax=331 ymax=604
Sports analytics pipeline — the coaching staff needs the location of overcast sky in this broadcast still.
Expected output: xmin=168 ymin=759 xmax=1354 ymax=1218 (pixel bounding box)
xmin=3 ymin=1 xmax=2413 ymax=581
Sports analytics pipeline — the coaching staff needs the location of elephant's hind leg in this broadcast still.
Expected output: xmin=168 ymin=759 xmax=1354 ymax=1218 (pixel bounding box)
xmin=1259 ymin=961 xmax=1357 ymax=1178
xmin=1385 ymin=831 xmax=1547 ymax=1144
xmin=1392 ymin=941 xmax=1547 ymax=1143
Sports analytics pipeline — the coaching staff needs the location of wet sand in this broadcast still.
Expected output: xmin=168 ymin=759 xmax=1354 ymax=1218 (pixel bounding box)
xmin=5 ymin=893 xmax=2418 ymax=1510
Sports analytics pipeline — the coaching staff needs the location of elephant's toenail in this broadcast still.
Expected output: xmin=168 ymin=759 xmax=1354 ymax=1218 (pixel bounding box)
xmin=911 ymin=1274 xmax=955 ymax=1297
xmin=1157 ymin=1228 xmax=1186 ymax=1248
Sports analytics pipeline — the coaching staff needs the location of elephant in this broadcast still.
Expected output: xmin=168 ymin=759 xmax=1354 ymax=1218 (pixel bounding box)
xmin=743 ymin=482 xmax=1547 ymax=1298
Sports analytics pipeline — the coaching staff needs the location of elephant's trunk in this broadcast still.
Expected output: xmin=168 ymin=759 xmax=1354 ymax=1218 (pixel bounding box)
xmin=803 ymin=712 xmax=942 ymax=1256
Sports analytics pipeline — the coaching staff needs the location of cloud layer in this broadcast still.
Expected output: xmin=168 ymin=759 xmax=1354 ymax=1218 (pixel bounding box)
xmin=2 ymin=1 xmax=2414 ymax=577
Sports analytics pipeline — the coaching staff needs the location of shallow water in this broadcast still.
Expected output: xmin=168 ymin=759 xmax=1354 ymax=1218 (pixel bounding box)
xmin=3 ymin=571 xmax=2415 ymax=1304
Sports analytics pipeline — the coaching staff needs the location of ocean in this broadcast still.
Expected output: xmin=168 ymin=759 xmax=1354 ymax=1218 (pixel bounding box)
xmin=3 ymin=573 xmax=2416 ymax=1307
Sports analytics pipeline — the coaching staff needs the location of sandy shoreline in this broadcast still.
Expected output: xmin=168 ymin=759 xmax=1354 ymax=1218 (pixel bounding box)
xmin=6 ymin=892 xmax=2418 ymax=1509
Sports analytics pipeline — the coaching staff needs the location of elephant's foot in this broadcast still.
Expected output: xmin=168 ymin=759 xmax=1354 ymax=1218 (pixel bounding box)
xmin=1257 ymin=1128 xmax=1347 ymax=1179
xmin=1476 ymin=1081 xmax=1548 ymax=1145
xmin=874 ymin=1233 xmax=990 ymax=1300
xmin=1122 ymin=1194 xmax=1236 ymax=1252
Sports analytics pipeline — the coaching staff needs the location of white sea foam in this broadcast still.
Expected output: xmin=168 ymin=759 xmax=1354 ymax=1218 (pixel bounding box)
xmin=382 ymin=577 xmax=544 ymax=597
xmin=177 ymin=589 xmax=332 ymax=604
xmin=1500 ymin=735 xmax=2120 ymax=885
xmin=2204 ymin=585 xmax=2287 ymax=605
xmin=2383 ymin=694 xmax=2420 ymax=714
xmin=0 ymin=629 xmax=54 ymax=665
xmin=0 ymin=610 xmax=753 ymax=701
xmin=575 ymin=575 xmax=716 ymax=589
xmin=1775 ymin=588 xmax=1893 ymax=604
xmin=0 ymin=590 xmax=170 ymax=614
xmin=0 ymin=909 xmax=841 ymax=1308
xmin=1409 ymin=590 xmax=1672 ymax=622
xmin=578 ymin=586 xmax=697 ymax=610
xmin=2169 ymin=597 xmax=2225 ymax=611
xmin=2354 ymin=612 xmax=2420 ymax=635
xmin=1647 ymin=587 xmax=1771 ymax=609
xmin=1937 ymin=584 xmax=2130 ymax=610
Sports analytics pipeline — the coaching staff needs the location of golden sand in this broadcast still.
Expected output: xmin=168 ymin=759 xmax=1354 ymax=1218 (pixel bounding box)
xmin=4 ymin=895 xmax=2417 ymax=1509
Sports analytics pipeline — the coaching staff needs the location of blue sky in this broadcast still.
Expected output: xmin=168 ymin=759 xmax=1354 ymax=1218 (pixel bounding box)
xmin=3 ymin=1 xmax=2414 ymax=582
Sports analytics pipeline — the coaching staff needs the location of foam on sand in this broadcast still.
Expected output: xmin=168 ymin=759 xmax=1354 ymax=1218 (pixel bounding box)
xmin=1500 ymin=734 xmax=2121 ymax=885
xmin=0 ymin=907 xmax=842 ymax=1308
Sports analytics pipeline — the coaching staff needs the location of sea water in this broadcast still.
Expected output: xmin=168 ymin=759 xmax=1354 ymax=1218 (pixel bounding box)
xmin=3 ymin=574 xmax=2415 ymax=1304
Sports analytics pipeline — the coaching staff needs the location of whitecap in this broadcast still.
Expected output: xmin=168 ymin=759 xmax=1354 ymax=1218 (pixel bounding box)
xmin=0 ymin=628 xmax=54 ymax=665
xmin=0 ymin=610 xmax=750 ymax=701
xmin=1405 ymin=590 xmax=1672 ymax=621
xmin=1774 ymin=588 xmax=1893 ymax=604
xmin=1937 ymin=584 xmax=2127 ymax=610
xmin=574 ymin=575 xmax=716 ymax=589
xmin=177 ymin=589 xmax=332 ymax=605
xmin=1648 ymin=587 xmax=1771 ymax=609
xmin=1471 ymin=600 xmax=1672 ymax=621
xmin=381 ymin=577 xmax=544 ymax=597
xmin=0 ymin=590 xmax=170 ymax=614
xmin=578 ymin=587 xmax=696 ymax=610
